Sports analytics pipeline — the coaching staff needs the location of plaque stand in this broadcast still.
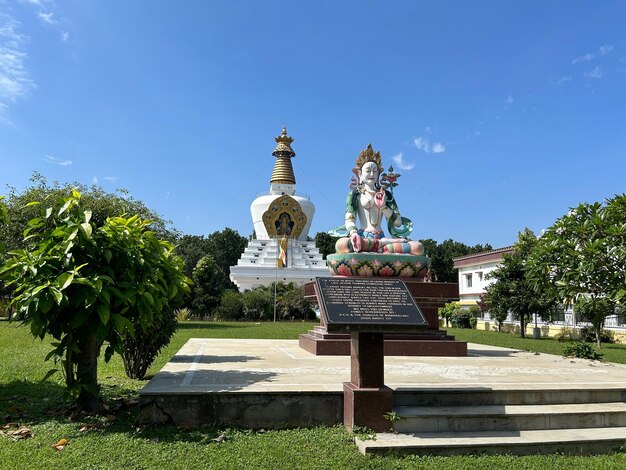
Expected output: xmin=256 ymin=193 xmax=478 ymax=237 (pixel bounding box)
xmin=343 ymin=332 xmax=393 ymax=432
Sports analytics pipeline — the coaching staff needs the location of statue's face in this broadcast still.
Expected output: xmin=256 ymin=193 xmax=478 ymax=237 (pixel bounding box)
xmin=360 ymin=162 xmax=379 ymax=186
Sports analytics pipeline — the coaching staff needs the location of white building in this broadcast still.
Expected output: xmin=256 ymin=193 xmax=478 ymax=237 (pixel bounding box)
xmin=229 ymin=128 xmax=331 ymax=291
xmin=452 ymin=246 xmax=514 ymax=308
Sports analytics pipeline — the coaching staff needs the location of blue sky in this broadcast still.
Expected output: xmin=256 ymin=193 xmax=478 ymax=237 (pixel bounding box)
xmin=1 ymin=1 xmax=625 ymax=248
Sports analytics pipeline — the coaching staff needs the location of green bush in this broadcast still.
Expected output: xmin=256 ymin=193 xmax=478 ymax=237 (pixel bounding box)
xmin=563 ymin=341 xmax=603 ymax=361
xmin=451 ymin=307 xmax=478 ymax=329
xmin=243 ymin=288 xmax=273 ymax=321
xmin=579 ymin=326 xmax=615 ymax=344
xmin=280 ymin=287 xmax=315 ymax=320
xmin=215 ymin=290 xmax=244 ymax=320
xmin=554 ymin=327 xmax=579 ymax=342
xmin=175 ymin=307 xmax=193 ymax=322
xmin=122 ymin=308 xmax=178 ymax=379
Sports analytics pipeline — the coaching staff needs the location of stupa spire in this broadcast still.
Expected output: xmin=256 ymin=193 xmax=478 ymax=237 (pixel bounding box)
xmin=270 ymin=127 xmax=296 ymax=185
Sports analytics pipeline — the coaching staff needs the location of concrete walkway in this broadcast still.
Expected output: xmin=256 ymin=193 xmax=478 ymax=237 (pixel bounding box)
xmin=141 ymin=338 xmax=626 ymax=395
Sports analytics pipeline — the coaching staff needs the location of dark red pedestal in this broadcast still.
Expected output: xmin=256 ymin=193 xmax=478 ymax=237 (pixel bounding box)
xmin=299 ymin=279 xmax=467 ymax=356
xmin=343 ymin=332 xmax=393 ymax=432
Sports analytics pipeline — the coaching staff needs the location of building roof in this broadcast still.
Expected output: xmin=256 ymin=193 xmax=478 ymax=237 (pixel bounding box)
xmin=452 ymin=246 xmax=515 ymax=268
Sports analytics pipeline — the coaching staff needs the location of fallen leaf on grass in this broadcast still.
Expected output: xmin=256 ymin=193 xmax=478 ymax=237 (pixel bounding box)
xmin=106 ymin=414 xmax=117 ymax=422
xmin=212 ymin=433 xmax=226 ymax=443
xmin=53 ymin=438 xmax=69 ymax=451
xmin=78 ymin=424 xmax=100 ymax=433
xmin=3 ymin=427 xmax=33 ymax=440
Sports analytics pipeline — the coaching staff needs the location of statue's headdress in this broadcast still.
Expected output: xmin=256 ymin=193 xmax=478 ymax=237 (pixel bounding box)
xmin=354 ymin=144 xmax=383 ymax=174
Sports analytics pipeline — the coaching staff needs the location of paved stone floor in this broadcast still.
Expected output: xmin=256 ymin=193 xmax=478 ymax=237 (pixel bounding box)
xmin=140 ymin=339 xmax=626 ymax=396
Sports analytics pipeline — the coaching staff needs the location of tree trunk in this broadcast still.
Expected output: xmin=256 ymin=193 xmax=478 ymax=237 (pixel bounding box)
xmin=64 ymin=347 xmax=74 ymax=389
xmin=595 ymin=324 xmax=602 ymax=349
xmin=519 ymin=315 xmax=526 ymax=338
xmin=76 ymin=332 xmax=102 ymax=411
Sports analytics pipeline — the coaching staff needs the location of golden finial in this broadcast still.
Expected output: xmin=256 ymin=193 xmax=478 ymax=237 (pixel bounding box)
xmin=270 ymin=127 xmax=296 ymax=184
xmin=355 ymin=144 xmax=383 ymax=173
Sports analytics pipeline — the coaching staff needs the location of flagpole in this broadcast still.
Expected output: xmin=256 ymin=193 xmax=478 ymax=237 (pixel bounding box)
xmin=274 ymin=235 xmax=278 ymax=323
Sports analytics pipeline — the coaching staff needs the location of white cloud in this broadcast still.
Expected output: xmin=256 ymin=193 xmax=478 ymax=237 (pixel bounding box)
xmin=92 ymin=176 xmax=99 ymax=184
xmin=44 ymin=155 xmax=72 ymax=167
xmin=572 ymin=52 xmax=595 ymax=64
xmin=555 ymin=76 xmax=572 ymax=86
xmin=505 ymin=95 xmax=514 ymax=105
xmin=37 ymin=11 xmax=56 ymax=24
xmin=599 ymin=44 xmax=613 ymax=55
xmin=413 ymin=135 xmax=446 ymax=154
xmin=584 ymin=66 xmax=603 ymax=79
xmin=0 ymin=14 xmax=35 ymax=118
xmin=413 ymin=137 xmax=430 ymax=153
xmin=431 ymin=142 xmax=446 ymax=154
xmin=61 ymin=31 xmax=69 ymax=42
xmin=391 ymin=152 xmax=415 ymax=171
xmin=103 ymin=176 xmax=119 ymax=182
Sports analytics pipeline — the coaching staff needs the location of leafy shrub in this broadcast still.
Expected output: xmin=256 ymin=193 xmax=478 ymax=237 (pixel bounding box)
xmin=563 ymin=341 xmax=603 ymax=361
xmin=279 ymin=287 xmax=315 ymax=320
xmin=175 ymin=307 xmax=193 ymax=322
xmin=122 ymin=308 xmax=179 ymax=379
xmin=215 ymin=290 xmax=244 ymax=320
xmin=579 ymin=326 xmax=615 ymax=344
xmin=451 ymin=307 xmax=478 ymax=329
xmin=192 ymin=255 xmax=226 ymax=315
xmin=554 ymin=328 xmax=579 ymax=342
xmin=243 ymin=288 xmax=273 ymax=321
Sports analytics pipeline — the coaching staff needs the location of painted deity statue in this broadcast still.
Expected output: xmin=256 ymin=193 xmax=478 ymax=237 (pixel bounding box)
xmin=331 ymin=144 xmax=422 ymax=256
xmin=326 ymin=144 xmax=428 ymax=278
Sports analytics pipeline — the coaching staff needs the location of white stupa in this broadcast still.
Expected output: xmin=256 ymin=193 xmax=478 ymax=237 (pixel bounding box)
xmin=230 ymin=127 xmax=330 ymax=291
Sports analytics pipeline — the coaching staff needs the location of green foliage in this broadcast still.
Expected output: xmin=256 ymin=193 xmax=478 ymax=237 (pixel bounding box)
xmin=579 ymin=326 xmax=616 ymax=345
xmin=175 ymin=307 xmax=193 ymax=322
xmin=0 ymin=190 xmax=190 ymax=408
xmin=215 ymin=290 xmax=244 ymax=320
xmin=563 ymin=341 xmax=604 ymax=361
xmin=528 ymin=194 xmax=626 ymax=336
xmin=450 ymin=307 xmax=477 ymax=329
xmin=279 ymin=286 xmax=315 ymax=320
xmin=314 ymin=231 xmax=339 ymax=259
xmin=554 ymin=328 xmax=579 ymax=342
xmin=438 ymin=301 xmax=459 ymax=327
xmin=175 ymin=234 xmax=211 ymax=278
xmin=242 ymin=288 xmax=273 ymax=321
xmin=575 ymin=297 xmax=617 ymax=348
xmin=121 ymin=308 xmax=178 ymax=379
xmin=419 ymin=238 xmax=492 ymax=282
xmin=192 ymin=255 xmax=226 ymax=315
xmin=483 ymin=229 xmax=559 ymax=338
xmin=205 ymin=227 xmax=248 ymax=288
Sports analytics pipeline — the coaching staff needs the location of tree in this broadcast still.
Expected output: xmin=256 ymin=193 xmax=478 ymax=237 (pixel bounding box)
xmin=575 ymin=297 xmax=617 ymax=348
xmin=279 ymin=286 xmax=315 ymax=320
xmin=419 ymin=238 xmax=492 ymax=282
xmin=528 ymin=194 xmax=626 ymax=346
xmin=205 ymin=227 xmax=248 ymax=289
xmin=478 ymin=293 xmax=508 ymax=332
xmin=437 ymin=301 xmax=458 ymax=328
xmin=192 ymin=255 xmax=226 ymax=315
xmin=314 ymin=232 xmax=339 ymax=259
xmin=0 ymin=190 xmax=189 ymax=410
xmin=484 ymin=229 xmax=558 ymax=337
xmin=175 ymin=234 xmax=211 ymax=278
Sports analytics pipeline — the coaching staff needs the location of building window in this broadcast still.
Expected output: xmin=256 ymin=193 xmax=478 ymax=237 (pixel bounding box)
xmin=465 ymin=274 xmax=473 ymax=288
xmin=477 ymin=271 xmax=483 ymax=283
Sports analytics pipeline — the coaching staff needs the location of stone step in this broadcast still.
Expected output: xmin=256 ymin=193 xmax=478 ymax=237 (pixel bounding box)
xmin=393 ymin=387 xmax=626 ymax=407
xmin=356 ymin=427 xmax=626 ymax=456
xmin=393 ymin=402 xmax=626 ymax=433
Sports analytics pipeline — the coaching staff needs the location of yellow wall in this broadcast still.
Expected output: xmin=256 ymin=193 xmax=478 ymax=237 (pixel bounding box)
xmin=476 ymin=319 xmax=626 ymax=344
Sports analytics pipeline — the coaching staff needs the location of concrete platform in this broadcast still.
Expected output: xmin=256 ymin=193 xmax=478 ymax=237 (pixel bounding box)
xmin=139 ymin=338 xmax=626 ymax=429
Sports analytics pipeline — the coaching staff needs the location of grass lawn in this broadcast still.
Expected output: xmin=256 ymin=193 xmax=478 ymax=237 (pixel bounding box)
xmin=447 ymin=327 xmax=626 ymax=365
xmin=1 ymin=320 xmax=626 ymax=469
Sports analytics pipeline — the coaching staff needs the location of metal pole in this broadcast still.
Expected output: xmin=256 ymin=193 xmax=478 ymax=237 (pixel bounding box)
xmin=274 ymin=236 xmax=279 ymax=323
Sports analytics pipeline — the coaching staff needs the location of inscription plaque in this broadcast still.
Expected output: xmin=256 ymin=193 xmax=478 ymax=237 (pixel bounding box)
xmin=315 ymin=277 xmax=428 ymax=332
